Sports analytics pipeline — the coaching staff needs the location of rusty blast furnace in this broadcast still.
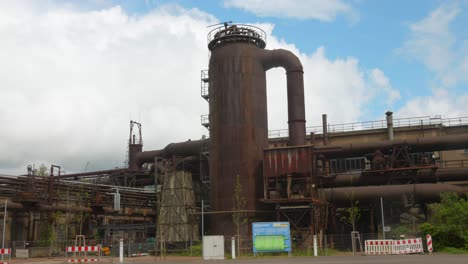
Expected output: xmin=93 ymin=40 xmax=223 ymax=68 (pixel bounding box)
xmin=207 ymin=25 xmax=306 ymax=234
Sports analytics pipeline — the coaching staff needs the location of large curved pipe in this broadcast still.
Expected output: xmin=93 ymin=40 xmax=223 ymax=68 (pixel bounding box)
xmin=261 ymin=49 xmax=306 ymax=146
xmin=136 ymin=138 xmax=210 ymax=166
xmin=318 ymin=183 xmax=468 ymax=206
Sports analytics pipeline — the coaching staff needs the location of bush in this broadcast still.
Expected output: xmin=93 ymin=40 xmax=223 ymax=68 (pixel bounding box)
xmin=420 ymin=192 xmax=468 ymax=250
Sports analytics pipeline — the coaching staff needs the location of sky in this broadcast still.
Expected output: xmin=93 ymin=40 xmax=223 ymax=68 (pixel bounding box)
xmin=0 ymin=0 xmax=467 ymax=175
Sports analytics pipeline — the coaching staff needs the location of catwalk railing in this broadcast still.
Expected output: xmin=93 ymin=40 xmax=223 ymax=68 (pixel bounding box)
xmin=268 ymin=116 xmax=468 ymax=138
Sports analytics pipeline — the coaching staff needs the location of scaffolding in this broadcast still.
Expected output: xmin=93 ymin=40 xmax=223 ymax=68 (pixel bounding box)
xmin=156 ymin=171 xmax=198 ymax=242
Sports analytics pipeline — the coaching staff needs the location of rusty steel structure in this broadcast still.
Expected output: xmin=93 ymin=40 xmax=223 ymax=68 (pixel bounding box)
xmin=206 ymin=23 xmax=307 ymax=235
xmin=3 ymin=23 xmax=468 ymax=245
xmin=126 ymin=24 xmax=468 ymax=239
xmin=128 ymin=120 xmax=143 ymax=170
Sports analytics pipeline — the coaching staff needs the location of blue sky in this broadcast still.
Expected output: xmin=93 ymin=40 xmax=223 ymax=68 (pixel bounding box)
xmin=93 ymin=0 xmax=468 ymax=119
xmin=0 ymin=0 xmax=467 ymax=173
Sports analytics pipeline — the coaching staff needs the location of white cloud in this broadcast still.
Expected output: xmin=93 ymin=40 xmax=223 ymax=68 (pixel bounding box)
xmin=262 ymin=30 xmax=398 ymax=127
xmin=0 ymin=2 xmax=393 ymax=175
xmin=398 ymin=3 xmax=467 ymax=87
xmin=223 ymin=0 xmax=358 ymax=22
xmin=396 ymin=3 xmax=468 ymax=118
xmin=369 ymin=68 xmax=400 ymax=105
xmin=0 ymin=2 xmax=217 ymax=174
xmin=397 ymin=88 xmax=468 ymax=118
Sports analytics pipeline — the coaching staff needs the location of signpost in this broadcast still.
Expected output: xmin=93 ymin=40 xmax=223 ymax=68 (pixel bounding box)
xmin=252 ymin=222 xmax=291 ymax=256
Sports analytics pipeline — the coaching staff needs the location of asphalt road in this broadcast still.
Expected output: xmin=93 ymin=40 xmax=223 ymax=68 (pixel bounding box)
xmin=126 ymin=254 xmax=468 ymax=264
xmin=11 ymin=254 xmax=468 ymax=264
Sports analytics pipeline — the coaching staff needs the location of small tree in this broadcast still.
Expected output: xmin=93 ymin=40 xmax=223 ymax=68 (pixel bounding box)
xmin=232 ymin=175 xmax=247 ymax=256
xmin=341 ymin=200 xmax=361 ymax=232
xmin=37 ymin=164 xmax=49 ymax=177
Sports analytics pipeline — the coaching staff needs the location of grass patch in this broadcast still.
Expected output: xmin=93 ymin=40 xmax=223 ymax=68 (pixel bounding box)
xmin=437 ymin=247 xmax=468 ymax=254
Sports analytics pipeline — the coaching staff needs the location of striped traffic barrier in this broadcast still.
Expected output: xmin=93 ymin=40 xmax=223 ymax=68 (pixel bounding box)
xmin=365 ymin=238 xmax=424 ymax=255
xmin=66 ymin=246 xmax=101 ymax=252
xmin=426 ymin=234 xmax=433 ymax=253
xmin=65 ymin=245 xmax=101 ymax=263
xmin=365 ymin=240 xmax=393 ymax=255
xmin=392 ymin=238 xmax=424 ymax=254
xmin=66 ymin=259 xmax=99 ymax=263
xmin=0 ymin=248 xmax=11 ymax=264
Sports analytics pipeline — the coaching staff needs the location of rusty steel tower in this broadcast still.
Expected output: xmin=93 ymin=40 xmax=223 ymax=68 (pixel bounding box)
xmin=207 ymin=23 xmax=306 ymax=235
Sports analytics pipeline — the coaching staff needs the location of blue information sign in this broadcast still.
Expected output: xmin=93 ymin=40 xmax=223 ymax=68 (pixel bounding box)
xmin=252 ymin=222 xmax=291 ymax=254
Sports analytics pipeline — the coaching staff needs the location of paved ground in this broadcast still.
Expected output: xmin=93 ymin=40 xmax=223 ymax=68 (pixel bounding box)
xmin=8 ymin=254 xmax=468 ymax=264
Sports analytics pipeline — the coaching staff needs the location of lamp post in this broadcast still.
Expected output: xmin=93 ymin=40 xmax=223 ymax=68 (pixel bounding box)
xmin=380 ymin=197 xmax=385 ymax=240
xmin=1 ymin=200 xmax=7 ymax=262
xmin=201 ymin=200 xmax=204 ymax=258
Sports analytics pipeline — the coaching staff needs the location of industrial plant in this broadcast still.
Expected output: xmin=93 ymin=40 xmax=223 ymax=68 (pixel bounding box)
xmin=1 ymin=23 xmax=468 ymax=256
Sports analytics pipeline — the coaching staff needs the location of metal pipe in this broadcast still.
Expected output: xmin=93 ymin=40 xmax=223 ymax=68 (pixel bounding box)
xmin=261 ymin=49 xmax=306 ymax=146
xmin=322 ymin=114 xmax=329 ymax=145
xmin=56 ymin=168 xmax=127 ymax=179
xmin=136 ymin=139 xmax=210 ymax=165
xmin=380 ymin=197 xmax=385 ymax=240
xmin=37 ymin=204 xmax=93 ymax=213
xmin=330 ymin=167 xmax=468 ymax=187
xmin=0 ymin=200 xmax=23 ymax=209
xmin=318 ymin=183 xmax=467 ymax=206
xmin=315 ymin=134 xmax=468 ymax=158
xmin=386 ymin=111 xmax=394 ymax=140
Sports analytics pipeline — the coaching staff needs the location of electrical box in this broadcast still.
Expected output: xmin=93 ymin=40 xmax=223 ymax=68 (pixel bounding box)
xmin=203 ymin=235 xmax=224 ymax=260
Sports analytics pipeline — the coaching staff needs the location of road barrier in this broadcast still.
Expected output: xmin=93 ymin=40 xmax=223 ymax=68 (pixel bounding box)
xmin=426 ymin=234 xmax=433 ymax=253
xmin=65 ymin=246 xmax=101 ymax=263
xmin=392 ymin=238 xmax=424 ymax=254
xmin=365 ymin=238 xmax=424 ymax=255
xmin=0 ymin=248 xmax=11 ymax=264
xmin=365 ymin=240 xmax=393 ymax=255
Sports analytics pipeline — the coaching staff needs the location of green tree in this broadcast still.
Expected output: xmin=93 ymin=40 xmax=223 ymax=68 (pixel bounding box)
xmin=232 ymin=175 xmax=247 ymax=256
xmin=341 ymin=200 xmax=361 ymax=232
xmin=420 ymin=192 xmax=468 ymax=249
xmin=37 ymin=164 xmax=49 ymax=177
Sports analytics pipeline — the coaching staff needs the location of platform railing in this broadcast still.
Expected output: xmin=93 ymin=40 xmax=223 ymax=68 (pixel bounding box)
xmin=268 ymin=115 xmax=468 ymax=138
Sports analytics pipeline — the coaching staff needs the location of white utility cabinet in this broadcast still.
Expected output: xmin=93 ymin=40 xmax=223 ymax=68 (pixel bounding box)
xmin=203 ymin=235 xmax=224 ymax=260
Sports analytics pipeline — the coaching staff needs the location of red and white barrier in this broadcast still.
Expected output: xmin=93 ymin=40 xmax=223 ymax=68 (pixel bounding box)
xmin=0 ymin=249 xmax=10 ymax=255
xmin=66 ymin=246 xmax=100 ymax=252
xmin=365 ymin=240 xmax=393 ymax=255
xmin=392 ymin=238 xmax=424 ymax=254
xmin=365 ymin=238 xmax=424 ymax=255
xmin=65 ymin=245 xmax=101 ymax=263
xmin=0 ymin=248 xmax=12 ymax=264
xmin=66 ymin=259 xmax=99 ymax=262
xmin=426 ymin=234 xmax=433 ymax=253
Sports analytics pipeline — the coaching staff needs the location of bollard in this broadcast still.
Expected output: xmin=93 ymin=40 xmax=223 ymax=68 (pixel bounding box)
xmin=313 ymin=235 xmax=318 ymax=257
xmin=231 ymin=237 xmax=236 ymax=259
xmin=119 ymin=239 xmax=124 ymax=263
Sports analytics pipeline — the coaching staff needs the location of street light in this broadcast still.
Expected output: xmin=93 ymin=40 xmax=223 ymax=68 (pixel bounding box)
xmin=1 ymin=200 xmax=7 ymax=262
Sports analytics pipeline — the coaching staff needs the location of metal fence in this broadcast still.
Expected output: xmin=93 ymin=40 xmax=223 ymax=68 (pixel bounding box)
xmin=6 ymin=232 xmax=425 ymax=259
